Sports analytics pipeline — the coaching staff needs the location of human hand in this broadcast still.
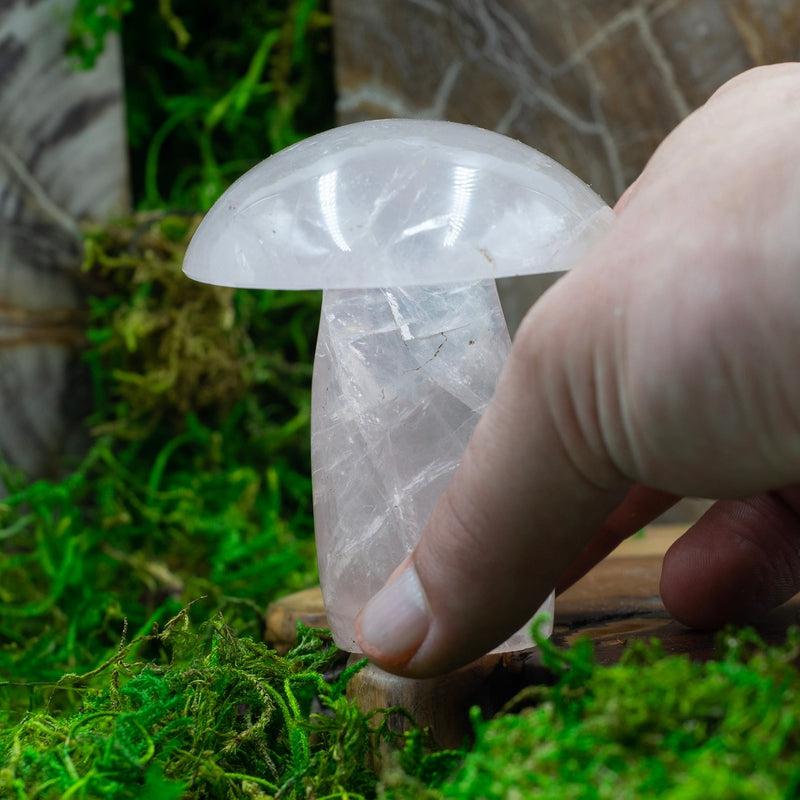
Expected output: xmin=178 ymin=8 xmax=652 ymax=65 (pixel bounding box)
xmin=354 ymin=63 xmax=800 ymax=677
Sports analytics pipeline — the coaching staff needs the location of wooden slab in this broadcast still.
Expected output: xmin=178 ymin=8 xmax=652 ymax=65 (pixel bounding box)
xmin=264 ymin=526 xmax=688 ymax=650
xmin=345 ymin=652 xmax=503 ymax=750
xmin=264 ymin=586 xmax=328 ymax=653
xmin=555 ymin=524 xmax=800 ymax=663
xmin=265 ymin=522 xmax=800 ymax=662
xmin=265 ymin=524 xmax=800 ymax=743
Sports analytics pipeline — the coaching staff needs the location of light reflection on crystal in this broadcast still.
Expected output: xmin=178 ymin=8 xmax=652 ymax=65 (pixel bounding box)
xmin=443 ymin=165 xmax=478 ymax=248
xmin=184 ymin=119 xmax=613 ymax=290
xmin=317 ymin=170 xmax=351 ymax=253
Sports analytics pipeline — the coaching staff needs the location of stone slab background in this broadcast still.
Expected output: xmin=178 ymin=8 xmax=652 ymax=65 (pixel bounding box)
xmin=331 ymin=0 xmax=800 ymax=523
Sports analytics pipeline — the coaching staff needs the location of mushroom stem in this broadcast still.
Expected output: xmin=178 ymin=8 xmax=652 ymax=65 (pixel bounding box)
xmin=311 ymin=280 xmax=553 ymax=653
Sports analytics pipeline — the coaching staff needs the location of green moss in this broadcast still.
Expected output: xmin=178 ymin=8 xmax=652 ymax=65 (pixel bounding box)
xmin=121 ymin=0 xmax=334 ymax=210
xmin=69 ymin=1 xmax=334 ymax=210
xmin=0 ymin=616 xmax=426 ymax=799
xmin=383 ymin=626 xmax=800 ymax=800
xmin=10 ymin=620 xmax=796 ymax=800
xmin=80 ymin=213 xmax=320 ymax=440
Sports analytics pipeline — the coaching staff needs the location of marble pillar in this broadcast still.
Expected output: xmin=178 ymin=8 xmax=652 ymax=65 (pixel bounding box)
xmin=0 ymin=1 xmax=130 ymax=484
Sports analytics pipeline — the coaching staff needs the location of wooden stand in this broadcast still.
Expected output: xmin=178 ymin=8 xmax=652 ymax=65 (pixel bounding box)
xmin=267 ymin=591 xmax=551 ymax=747
xmin=265 ymin=586 xmax=329 ymax=653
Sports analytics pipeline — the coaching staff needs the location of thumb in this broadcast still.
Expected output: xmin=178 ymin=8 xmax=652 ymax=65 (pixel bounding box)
xmin=355 ymin=258 xmax=631 ymax=677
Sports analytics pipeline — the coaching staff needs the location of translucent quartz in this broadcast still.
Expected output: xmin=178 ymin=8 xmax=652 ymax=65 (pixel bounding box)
xmin=312 ymin=280 xmax=554 ymax=652
xmin=183 ymin=120 xmax=612 ymax=290
xmin=183 ymin=119 xmax=614 ymax=656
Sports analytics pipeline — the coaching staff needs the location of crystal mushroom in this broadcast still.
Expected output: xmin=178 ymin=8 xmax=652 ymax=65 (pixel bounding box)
xmin=183 ymin=119 xmax=613 ymax=655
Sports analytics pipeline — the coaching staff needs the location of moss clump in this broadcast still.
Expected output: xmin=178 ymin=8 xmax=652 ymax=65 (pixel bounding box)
xmin=7 ymin=620 xmax=800 ymax=799
xmin=80 ymin=213 xmax=320 ymax=440
xmin=0 ymin=615 xmax=444 ymax=799
xmin=69 ymin=1 xmax=334 ymax=210
xmin=383 ymin=627 xmax=800 ymax=799
xmin=120 ymin=0 xmax=333 ymax=210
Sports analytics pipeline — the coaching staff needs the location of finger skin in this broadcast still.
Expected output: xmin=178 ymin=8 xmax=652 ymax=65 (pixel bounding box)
xmin=357 ymin=64 xmax=800 ymax=677
xmin=556 ymin=486 xmax=679 ymax=593
xmin=661 ymin=487 xmax=800 ymax=629
xmin=361 ymin=225 xmax=666 ymax=676
xmin=544 ymin=160 xmax=683 ymax=595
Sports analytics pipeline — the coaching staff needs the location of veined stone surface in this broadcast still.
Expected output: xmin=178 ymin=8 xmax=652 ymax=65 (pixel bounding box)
xmin=333 ymin=0 xmax=799 ymax=203
xmin=184 ymin=120 xmax=613 ymax=654
xmin=0 ymin=0 xmax=129 ymax=484
xmin=331 ymin=0 xmax=800 ymax=339
xmin=312 ymin=280 xmax=555 ymax=652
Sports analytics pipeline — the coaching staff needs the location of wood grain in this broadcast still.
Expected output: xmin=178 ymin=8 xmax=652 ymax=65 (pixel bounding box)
xmin=265 ymin=586 xmax=329 ymax=653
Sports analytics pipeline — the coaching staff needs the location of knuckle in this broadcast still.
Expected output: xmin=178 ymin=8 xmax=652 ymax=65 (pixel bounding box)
xmin=512 ymin=291 xmax=632 ymax=491
xmin=709 ymin=63 xmax=800 ymax=103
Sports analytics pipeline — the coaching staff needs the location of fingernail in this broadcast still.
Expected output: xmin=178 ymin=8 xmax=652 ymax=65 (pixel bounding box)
xmin=356 ymin=562 xmax=430 ymax=667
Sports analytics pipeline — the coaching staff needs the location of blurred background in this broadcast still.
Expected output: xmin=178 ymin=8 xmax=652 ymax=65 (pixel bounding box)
xmin=1 ymin=0 xmax=797 ymax=706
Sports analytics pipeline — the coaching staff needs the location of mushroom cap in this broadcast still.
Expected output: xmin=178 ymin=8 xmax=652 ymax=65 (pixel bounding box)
xmin=184 ymin=119 xmax=613 ymax=290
